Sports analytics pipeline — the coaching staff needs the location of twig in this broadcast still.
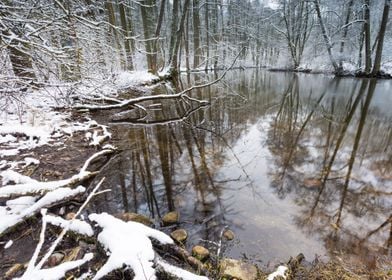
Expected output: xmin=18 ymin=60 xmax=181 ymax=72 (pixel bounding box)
xmin=24 ymin=209 xmax=48 ymax=274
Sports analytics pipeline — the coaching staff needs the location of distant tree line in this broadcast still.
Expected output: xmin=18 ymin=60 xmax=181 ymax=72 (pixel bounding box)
xmin=0 ymin=0 xmax=391 ymax=89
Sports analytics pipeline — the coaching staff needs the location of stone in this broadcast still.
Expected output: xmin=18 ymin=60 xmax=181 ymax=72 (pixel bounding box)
xmin=220 ymin=258 xmax=258 ymax=280
xmin=223 ymin=229 xmax=235 ymax=240
xmin=170 ymin=229 xmax=188 ymax=243
xmin=65 ymin=212 xmax=76 ymax=220
xmin=162 ymin=211 xmax=179 ymax=225
xmin=47 ymin=252 xmax=65 ymax=267
xmin=115 ymin=212 xmax=153 ymax=226
xmin=192 ymin=245 xmax=210 ymax=261
xmin=303 ymin=178 xmax=322 ymax=188
xmin=63 ymin=247 xmax=83 ymax=262
xmin=5 ymin=263 xmax=24 ymax=278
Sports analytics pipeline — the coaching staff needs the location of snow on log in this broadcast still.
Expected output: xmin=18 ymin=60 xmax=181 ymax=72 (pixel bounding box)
xmin=16 ymin=252 xmax=93 ymax=280
xmin=0 ymin=148 xmax=114 ymax=198
xmin=46 ymin=215 xmax=94 ymax=237
xmin=0 ymin=186 xmax=86 ymax=235
xmin=0 ymin=171 xmax=94 ymax=198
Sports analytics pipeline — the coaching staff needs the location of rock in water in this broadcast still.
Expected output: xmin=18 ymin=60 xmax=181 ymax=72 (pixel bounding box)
xmin=65 ymin=212 xmax=76 ymax=220
xmin=115 ymin=212 xmax=153 ymax=226
xmin=170 ymin=229 xmax=188 ymax=243
xmin=223 ymin=229 xmax=235 ymax=240
xmin=192 ymin=245 xmax=210 ymax=261
xmin=47 ymin=252 xmax=65 ymax=267
xmin=220 ymin=258 xmax=258 ymax=280
xmin=162 ymin=211 xmax=179 ymax=225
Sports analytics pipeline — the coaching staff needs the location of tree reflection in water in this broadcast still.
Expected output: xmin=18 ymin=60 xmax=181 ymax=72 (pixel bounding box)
xmin=88 ymin=70 xmax=391 ymax=268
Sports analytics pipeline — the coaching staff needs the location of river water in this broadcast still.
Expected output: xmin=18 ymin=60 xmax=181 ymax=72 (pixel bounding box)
xmin=90 ymin=70 xmax=392 ymax=269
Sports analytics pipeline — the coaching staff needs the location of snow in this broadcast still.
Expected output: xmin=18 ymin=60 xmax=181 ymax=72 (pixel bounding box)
xmin=0 ymin=148 xmax=19 ymax=157
xmin=0 ymin=134 xmax=16 ymax=143
xmin=265 ymin=0 xmax=280 ymax=10
xmin=0 ymin=171 xmax=90 ymax=198
xmin=89 ymin=212 xmax=173 ymax=280
xmin=114 ymin=71 xmax=158 ymax=89
xmin=1 ymin=169 xmax=37 ymax=185
xmin=89 ymin=125 xmax=111 ymax=147
xmin=5 ymin=196 xmax=37 ymax=214
xmin=17 ymin=252 xmax=93 ymax=280
xmin=4 ymin=239 xmax=13 ymax=249
xmin=46 ymin=215 xmax=94 ymax=237
xmin=0 ymin=186 xmax=86 ymax=234
xmin=157 ymin=259 xmax=208 ymax=280
xmin=0 ymin=124 xmax=50 ymax=143
xmin=267 ymin=265 xmax=288 ymax=280
xmin=24 ymin=157 xmax=40 ymax=166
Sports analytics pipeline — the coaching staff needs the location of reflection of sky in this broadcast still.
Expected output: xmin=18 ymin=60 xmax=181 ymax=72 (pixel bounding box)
xmin=264 ymin=0 xmax=280 ymax=10
xmin=286 ymin=74 xmax=392 ymax=118
xmin=218 ymin=118 xmax=326 ymax=262
xmin=101 ymin=69 xmax=391 ymax=266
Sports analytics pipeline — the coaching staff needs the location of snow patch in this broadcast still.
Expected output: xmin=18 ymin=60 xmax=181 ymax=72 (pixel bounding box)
xmin=0 ymin=171 xmax=90 ymax=198
xmin=157 ymin=259 xmax=208 ymax=280
xmin=114 ymin=71 xmax=158 ymax=89
xmin=4 ymin=239 xmax=13 ymax=249
xmin=267 ymin=265 xmax=288 ymax=280
xmin=89 ymin=212 xmax=174 ymax=280
xmin=46 ymin=215 xmax=94 ymax=236
xmin=1 ymin=170 xmax=37 ymax=185
xmin=24 ymin=157 xmax=40 ymax=166
xmin=6 ymin=196 xmax=37 ymax=214
xmin=0 ymin=186 xmax=86 ymax=234
xmin=17 ymin=252 xmax=93 ymax=280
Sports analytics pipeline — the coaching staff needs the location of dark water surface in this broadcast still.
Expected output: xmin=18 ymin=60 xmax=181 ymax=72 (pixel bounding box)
xmin=90 ymin=70 xmax=392 ymax=268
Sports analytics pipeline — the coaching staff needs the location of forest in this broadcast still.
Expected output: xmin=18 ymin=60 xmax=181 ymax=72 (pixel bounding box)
xmin=0 ymin=1 xmax=391 ymax=280
xmin=1 ymin=0 xmax=392 ymax=85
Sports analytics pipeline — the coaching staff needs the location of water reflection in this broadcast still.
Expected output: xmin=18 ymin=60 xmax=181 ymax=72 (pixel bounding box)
xmin=89 ymin=70 xmax=391 ymax=268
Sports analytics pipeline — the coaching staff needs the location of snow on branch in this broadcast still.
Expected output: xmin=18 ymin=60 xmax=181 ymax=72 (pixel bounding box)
xmin=46 ymin=215 xmax=94 ymax=237
xmin=0 ymin=186 xmax=86 ymax=235
xmin=16 ymin=252 xmax=94 ymax=280
xmin=0 ymin=148 xmax=114 ymax=198
xmin=17 ymin=178 xmax=105 ymax=279
xmin=0 ymin=172 xmax=92 ymax=198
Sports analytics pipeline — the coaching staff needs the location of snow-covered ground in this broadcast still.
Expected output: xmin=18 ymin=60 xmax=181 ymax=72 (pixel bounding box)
xmin=0 ymin=71 xmax=157 ymax=170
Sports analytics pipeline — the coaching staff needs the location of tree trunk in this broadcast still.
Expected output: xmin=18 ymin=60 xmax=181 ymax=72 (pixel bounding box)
xmin=314 ymin=0 xmax=340 ymax=73
xmin=118 ymin=0 xmax=134 ymax=70
xmin=140 ymin=0 xmax=157 ymax=73
xmin=153 ymin=0 xmax=166 ymax=71
xmin=0 ymin=5 xmax=35 ymax=80
xmin=204 ymin=1 xmax=210 ymax=71
xmin=371 ymin=0 xmax=390 ymax=75
xmin=105 ymin=1 xmax=119 ymax=49
xmin=364 ymin=0 xmax=372 ymax=73
xmin=339 ymin=0 xmax=354 ymax=69
xmin=192 ymin=0 xmax=201 ymax=69
xmin=8 ymin=44 xmax=36 ymax=80
xmin=170 ymin=0 xmax=191 ymax=73
xmin=168 ymin=0 xmax=179 ymax=66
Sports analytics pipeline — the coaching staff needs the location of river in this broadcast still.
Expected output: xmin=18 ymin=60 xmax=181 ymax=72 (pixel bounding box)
xmin=89 ymin=69 xmax=392 ymax=269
